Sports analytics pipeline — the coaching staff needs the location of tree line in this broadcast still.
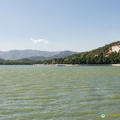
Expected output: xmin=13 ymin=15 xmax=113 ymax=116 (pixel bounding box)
xmin=0 ymin=51 xmax=119 ymax=65
xmin=0 ymin=41 xmax=120 ymax=65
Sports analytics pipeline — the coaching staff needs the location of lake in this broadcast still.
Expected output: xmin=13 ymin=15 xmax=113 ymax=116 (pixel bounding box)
xmin=0 ymin=65 xmax=120 ymax=120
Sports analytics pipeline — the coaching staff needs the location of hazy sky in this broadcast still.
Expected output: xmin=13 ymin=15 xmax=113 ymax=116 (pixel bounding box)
xmin=0 ymin=0 xmax=120 ymax=52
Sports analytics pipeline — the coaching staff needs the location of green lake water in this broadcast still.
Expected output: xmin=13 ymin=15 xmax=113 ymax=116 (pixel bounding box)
xmin=0 ymin=65 xmax=120 ymax=120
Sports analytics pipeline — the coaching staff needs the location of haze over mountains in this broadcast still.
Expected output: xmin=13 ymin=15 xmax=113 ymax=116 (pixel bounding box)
xmin=0 ymin=50 xmax=77 ymax=61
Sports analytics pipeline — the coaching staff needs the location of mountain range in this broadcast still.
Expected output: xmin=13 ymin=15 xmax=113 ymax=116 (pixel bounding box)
xmin=0 ymin=50 xmax=77 ymax=61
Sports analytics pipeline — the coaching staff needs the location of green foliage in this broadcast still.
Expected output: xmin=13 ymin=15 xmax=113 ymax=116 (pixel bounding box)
xmin=49 ymin=41 xmax=120 ymax=64
xmin=0 ymin=41 xmax=120 ymax=65
xmin=0 ymin=60 xmax=35 ymax=65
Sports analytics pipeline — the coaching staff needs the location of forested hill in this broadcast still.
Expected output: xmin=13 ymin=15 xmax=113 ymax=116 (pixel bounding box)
xmin=50 ymin=41 xmax=120 ymax=64
xmin=0 ymin=41 xmax=120 ymax=65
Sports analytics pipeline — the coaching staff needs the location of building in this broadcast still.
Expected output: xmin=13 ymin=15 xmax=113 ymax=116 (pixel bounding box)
xmin=51 ymin=59 xmax=56 ymax=64
xmin=111 ymin=43 xmax=120 ymax=53
xmin=94 ymin=55 xmax=99 ymax=57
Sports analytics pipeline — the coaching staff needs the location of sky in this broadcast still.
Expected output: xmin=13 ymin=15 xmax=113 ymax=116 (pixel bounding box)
xmin=0 ymin=0 xmax=120 ymax=52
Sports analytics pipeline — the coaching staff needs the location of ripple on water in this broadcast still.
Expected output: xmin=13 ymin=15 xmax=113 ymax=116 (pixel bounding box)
xmin=0 ymin=65 xmax=120 ymax=120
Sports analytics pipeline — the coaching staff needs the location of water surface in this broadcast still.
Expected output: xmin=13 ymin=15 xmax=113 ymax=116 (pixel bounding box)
xmin=0 ymin=65 xmax=120 ymax=120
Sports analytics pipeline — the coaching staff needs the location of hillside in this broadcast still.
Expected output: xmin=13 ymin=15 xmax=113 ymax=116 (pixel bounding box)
xmin=0 ymin=41 xmax=119 ymax=65
xmin=0 ymin=50 xmax=76 ymax=60
xmin=0 ymin=50 xmax=60 ymax=60
xmin=19 ymin=56 xmax=47 ymax=61
xmin=42 ymin=41 xmax=120 ymax=64
xmin=19 ymin=50 xmax=77 ymax=61
xmin=48 ymin=50 xmax=77 ymax=59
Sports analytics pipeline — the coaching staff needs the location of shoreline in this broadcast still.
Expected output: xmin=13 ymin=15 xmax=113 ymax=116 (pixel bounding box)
xmin=33 ymin=64 xmax=120 ymax=66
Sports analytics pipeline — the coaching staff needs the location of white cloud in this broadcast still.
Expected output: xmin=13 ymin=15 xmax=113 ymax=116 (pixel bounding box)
xmin=30 ymin=38 xmax=49 ymax=44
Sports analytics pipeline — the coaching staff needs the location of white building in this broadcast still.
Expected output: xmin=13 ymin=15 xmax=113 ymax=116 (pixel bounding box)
xmin=111 ymin=44 xmax=120 ymax=53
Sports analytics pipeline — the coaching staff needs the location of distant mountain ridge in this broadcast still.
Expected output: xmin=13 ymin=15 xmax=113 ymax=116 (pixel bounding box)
xmin=0 ymin=50 xmax=77 ymax=60
xmin=19 ymin=50 xmax=77 ymax=61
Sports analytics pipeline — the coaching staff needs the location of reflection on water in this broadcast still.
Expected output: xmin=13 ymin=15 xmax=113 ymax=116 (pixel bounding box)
xmin=0 ymin=65 xmax=120 ymax=120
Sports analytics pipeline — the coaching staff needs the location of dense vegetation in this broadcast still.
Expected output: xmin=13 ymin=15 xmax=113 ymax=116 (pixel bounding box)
xmin=41 ymin=41 xmax=120 ymax=64
xmin=0 ymin=60 xmax=44 ymax=65
xmin=0 ymin=41 xmax=120 ymax=65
